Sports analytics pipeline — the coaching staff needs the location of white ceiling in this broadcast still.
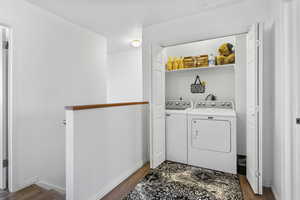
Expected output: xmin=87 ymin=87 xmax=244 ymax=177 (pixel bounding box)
xmin=26 ymin=0 xmax=243 ymax=52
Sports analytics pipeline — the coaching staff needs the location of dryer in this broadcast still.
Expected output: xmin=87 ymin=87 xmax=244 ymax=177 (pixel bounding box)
xmin=187 ymin=101 xmax=237 ymax=174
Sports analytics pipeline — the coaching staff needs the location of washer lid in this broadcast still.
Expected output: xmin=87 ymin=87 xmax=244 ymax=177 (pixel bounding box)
xmin=188 ymin=108 xmax=236 ymax=117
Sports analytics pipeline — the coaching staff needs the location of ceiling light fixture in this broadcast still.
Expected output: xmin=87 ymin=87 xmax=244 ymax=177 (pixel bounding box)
xmin=130 ymin=40 xmax=142 ymax=48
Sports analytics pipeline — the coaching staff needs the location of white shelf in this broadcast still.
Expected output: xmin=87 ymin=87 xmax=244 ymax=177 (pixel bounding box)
xmin=165 ymin=64 xmax=235 ymax=73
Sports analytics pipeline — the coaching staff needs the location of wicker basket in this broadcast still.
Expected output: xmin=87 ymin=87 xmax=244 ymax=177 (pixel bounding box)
xmin=195 ymin=55 xmax=209 ymax=67
xmin=183 ymin=57 xmax=196 ymax=68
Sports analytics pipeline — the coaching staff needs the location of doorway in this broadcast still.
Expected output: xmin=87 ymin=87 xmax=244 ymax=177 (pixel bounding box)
xmin=148 ymin=23 xmax=264 ymax=195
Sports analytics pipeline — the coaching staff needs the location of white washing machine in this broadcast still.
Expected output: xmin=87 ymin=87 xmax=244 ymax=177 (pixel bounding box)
xmin=165 ymin=99 xmax=192 ymax=164
xmin=187 ymin=101 xmax=237 ymax=174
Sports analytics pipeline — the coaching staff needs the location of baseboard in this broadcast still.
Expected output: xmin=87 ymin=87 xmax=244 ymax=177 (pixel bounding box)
xmin=271 ymin=185 xmax=280 ymax=200
xmin=36 ymin=181 xmax=66 ymax=194
xmin=17 ymin=176 xmax=40 ymax=191
xmin=263 ymin=182 xmax=272 ymax=188
xmin=88 ymin=160 xmax=145 ymax=200
xmin=12 ymin=176 xmax=66 ymax=195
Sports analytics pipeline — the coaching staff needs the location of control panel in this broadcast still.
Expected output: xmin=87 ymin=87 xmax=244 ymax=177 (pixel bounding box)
xmin=166 ymin=100 xmax=192 ymax=110
xmin=194 ymin=101 xmax=234 ymax=109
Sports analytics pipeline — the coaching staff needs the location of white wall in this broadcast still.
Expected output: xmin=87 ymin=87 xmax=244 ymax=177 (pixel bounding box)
xmin=107 ymin=48 xmax=143 ymax=103
xmin=143 ymin=0 xmax=274 ymax=187
xmin=66 ymin=105 xmax=148 ymax=200
xmin=166 ymin=69 xmax=235 ymax=102
xmin=235 ymin=35 xmax=247 ymax=156
xmin=0 ymin=0 xmax=107 ymax=192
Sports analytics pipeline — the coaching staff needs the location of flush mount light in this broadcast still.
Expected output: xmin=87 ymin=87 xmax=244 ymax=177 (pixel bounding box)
xmin=130 ymin=40 xmax=142 ymax=48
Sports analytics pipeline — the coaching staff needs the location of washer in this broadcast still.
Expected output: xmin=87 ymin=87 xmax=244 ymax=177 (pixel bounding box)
xmin=165 ymin=99 xmax=192 ymax=164
xmin=187 ymin=101 xmax=237 ymax=174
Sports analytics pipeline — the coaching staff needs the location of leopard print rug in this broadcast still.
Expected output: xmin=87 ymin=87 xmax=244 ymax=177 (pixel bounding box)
xmin=123 ymin=161 xmax=243 ymax=200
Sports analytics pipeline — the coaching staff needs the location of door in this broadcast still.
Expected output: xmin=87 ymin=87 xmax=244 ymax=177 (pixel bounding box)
xmin=150 ymin=44 xmax=166 ymax=168
xmin=0 ymin=28 xmax=7 ymax=189
xmin=191 ymin=119 xmax=231 ymax=153
xmin=246 ymin=23 xmax=263 ymax=194
xmin=293 ymin=2 xmax=300 ymax=199
xmin=166 ymin=112 xmax=187 ymax=164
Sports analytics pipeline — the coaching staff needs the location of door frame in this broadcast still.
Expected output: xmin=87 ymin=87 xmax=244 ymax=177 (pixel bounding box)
xmin=279 ymin=0 xmax=300 ymax=199
xmin=0 ymin=24 xmax=13 ymax=192
xmin=290 ymin=0 xmax=300 ymax=199
xmin=292 ymin=1 xmax=300 ymax=199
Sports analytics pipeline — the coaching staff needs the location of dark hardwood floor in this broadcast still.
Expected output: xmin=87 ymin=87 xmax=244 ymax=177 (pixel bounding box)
xmin=0 ymin=185 xmax=65 ymax=200
xmin=102 ymin=163 xmax=276 ymax=200
xmin=239 ymin=176 xmax=275 ymax=200
xmin=0 ymin=163 xmax=275 ymax=200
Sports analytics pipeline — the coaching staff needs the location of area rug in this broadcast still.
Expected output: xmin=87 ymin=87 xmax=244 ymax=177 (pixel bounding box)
xmin=123 ymin=161 xmax=243 ymax=200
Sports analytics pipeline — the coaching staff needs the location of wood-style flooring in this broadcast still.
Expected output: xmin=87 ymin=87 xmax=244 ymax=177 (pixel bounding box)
xmin=0 ymin=185 xmax=65 ymax=200
xmin=0 ymin=163 xmax=275 ymax=200
xmin=102 ymin=163 xmax=275 ymax=200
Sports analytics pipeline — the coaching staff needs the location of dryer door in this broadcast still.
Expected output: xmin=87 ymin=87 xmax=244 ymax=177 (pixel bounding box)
xmin=191 ymin=119 xmax=231 ymax=153
xmin=188 ymin=116 xmax=236 ymax=174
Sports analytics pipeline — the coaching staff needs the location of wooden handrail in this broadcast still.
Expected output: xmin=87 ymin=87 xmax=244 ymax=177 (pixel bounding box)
xmin=65 ymin=101 xmax=149 ymax=111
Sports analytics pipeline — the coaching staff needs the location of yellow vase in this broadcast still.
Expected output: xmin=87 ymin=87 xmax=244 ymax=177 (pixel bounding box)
xmin=167 ymin=57 xmax=173 ymax=71
xmin=178 ymin=57 xmax=184 ymax=69
xmin=173 ymin=57 xmax=179 ymax=70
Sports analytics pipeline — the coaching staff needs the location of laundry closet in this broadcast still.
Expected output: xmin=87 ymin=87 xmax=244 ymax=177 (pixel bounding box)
xmin=164 ymin=35 xmax=238 ymax=173
xmin=149 ymin=24 xmax=264 ymax=195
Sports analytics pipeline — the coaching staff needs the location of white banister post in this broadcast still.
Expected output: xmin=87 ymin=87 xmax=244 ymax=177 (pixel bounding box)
xmin=65 ymin=110 xmax=74 ymax=200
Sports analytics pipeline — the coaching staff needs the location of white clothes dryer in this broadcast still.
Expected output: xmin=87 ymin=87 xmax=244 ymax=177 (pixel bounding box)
xmin=187 ymin=101 xmax=237 ymax=174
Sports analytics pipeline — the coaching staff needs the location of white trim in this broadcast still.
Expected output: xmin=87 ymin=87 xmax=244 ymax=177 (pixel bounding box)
xmin=14 ymin=176 xmax=66 ymax=195
xmin=262 ymin=182 xmax=271 ymax=188
xmin=0 ymin=24 xmax=14 ymax=192
xmin=7 ymin=30 xmax=14 ymax=192
xmin=88 ymin=161 xmax=145 ymax=200
xmin=271 ymin=185 xmax=280 ymax=200
xmin=36 ymin=181 xmax=66 ymax=194
xmin=291 ymin=0 xmax=300 ymax=200
xmin=65 ymin=110 xmax=74 ymax=200
xmin=18 ymin=176 xmax=39 ymax=191
xmin=0 ymin=26 xmax=5 ymax=190
xmin=280 ymin=2 xmax=296 ymax=200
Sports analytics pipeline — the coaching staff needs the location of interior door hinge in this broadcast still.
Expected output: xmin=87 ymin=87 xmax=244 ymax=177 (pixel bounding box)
xmin=3 ymin=159 xmax=8 ymax=168
xmin=255 ymin=171 xmax=261 ymax=177
xmin=2 ymin=41 xmax=8 ymax=50
xmin=255 ymin=106 xmax=260 ymax=113
xmin=256 ymin=40 xmax=261 ymax=47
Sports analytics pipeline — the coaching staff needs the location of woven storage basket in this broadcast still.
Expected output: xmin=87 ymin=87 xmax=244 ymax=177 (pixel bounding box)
xmin=195 ymin=55 xmax=209 ymax=67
